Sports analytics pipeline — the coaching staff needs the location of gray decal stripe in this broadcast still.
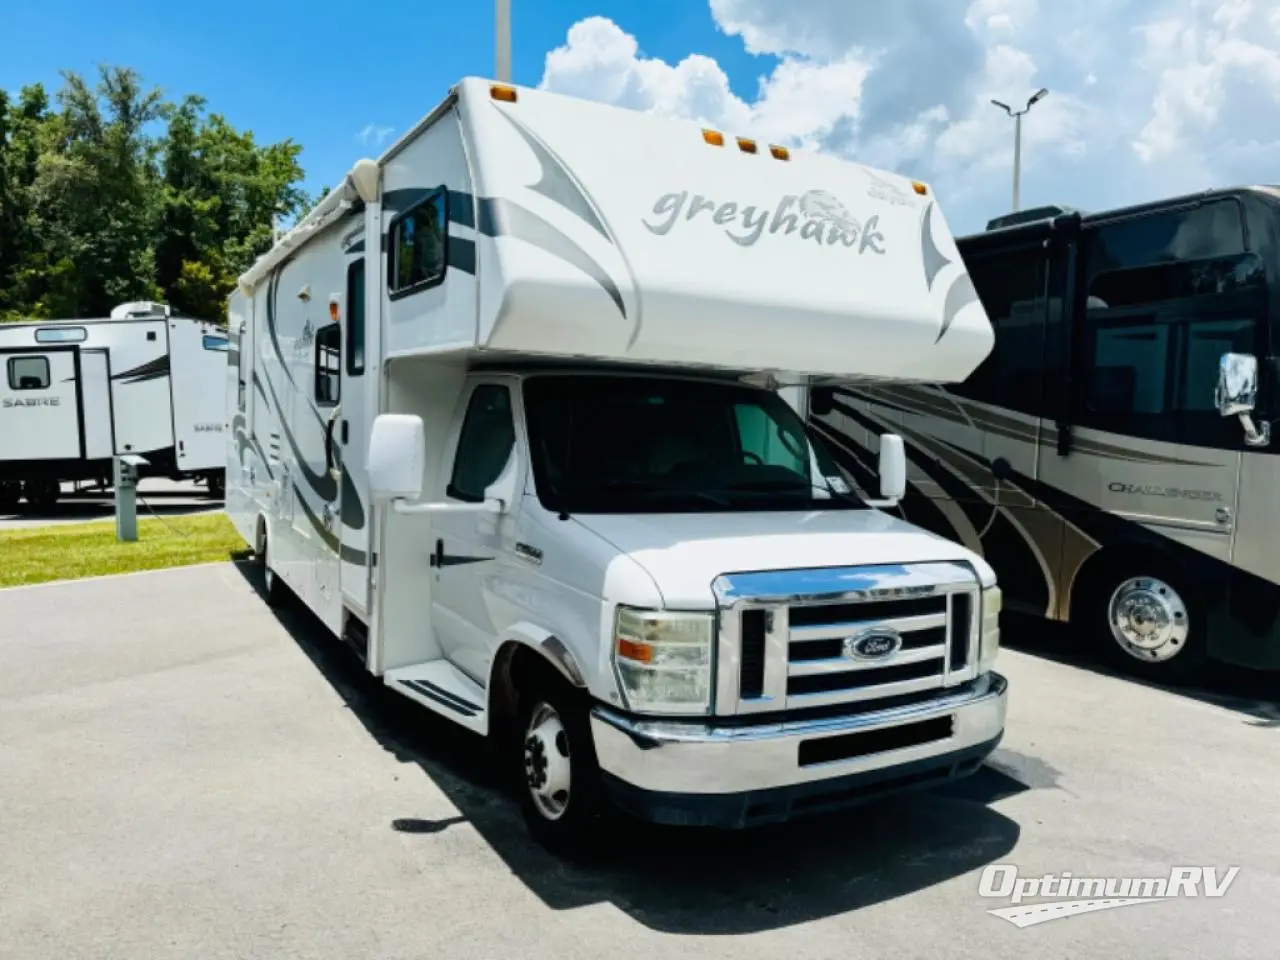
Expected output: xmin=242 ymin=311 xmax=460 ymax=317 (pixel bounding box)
xmin=936 ymin=273 xmax=977 ymax=344
xmin=476 ymin=196 xmax=626 ymax=319
xmin=262 ymin=373 xmax=338 ymax=504
xmin=340 ymin=471 xmax=365 ymax=531
xmin=110 ymin=356 xmax=169 ymax=381
xmin=447 ymin=237 xmax=477 ymax=275
xmin=293 ymin=482 xmax=367 ymax=566
xmin=921 ymin=202 xmax=950 ymax=291
xmin=492 ymin=104 xmax=612 ymax=241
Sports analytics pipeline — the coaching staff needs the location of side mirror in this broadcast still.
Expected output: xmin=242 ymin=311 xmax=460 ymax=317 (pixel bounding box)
xmin=367 ymin=413 xmax=425 ymax=503
xmin=1216 ymin=352 xmax=1258 ymax=417
xmin=1216 ymin=352 xmax=1271 ymax=448
xmin=878 ymin=434 xmax=907 ymax=502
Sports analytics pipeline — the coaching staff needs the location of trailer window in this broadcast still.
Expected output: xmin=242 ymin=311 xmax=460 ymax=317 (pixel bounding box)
xmin=314 ymin=324 xmax=341 ymax=406
xmin=346 ymin=260 xmax=365 ymax=376
xmin=7 ymin=356 xmax=50 ymax=391
xmin=448 ymin=386 xmax=515 ymax=502
xmin=388 ymin=188 xmax=447 ymax=298
xmin=202 ymin=334 xmax=228 ymax=351
xmin=35 ymin=326 xmax=86 ymax=344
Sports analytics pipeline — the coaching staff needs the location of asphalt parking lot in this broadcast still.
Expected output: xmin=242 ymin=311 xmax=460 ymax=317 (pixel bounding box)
xmin=0 ymin=478 xmax=219 ymax=530
xmin=1 ymin=563 xmax=1276 ymax=960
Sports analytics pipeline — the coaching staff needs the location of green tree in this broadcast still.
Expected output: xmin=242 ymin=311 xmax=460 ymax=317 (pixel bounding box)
xmin=0 ymin=65 xmax=311 ymax=323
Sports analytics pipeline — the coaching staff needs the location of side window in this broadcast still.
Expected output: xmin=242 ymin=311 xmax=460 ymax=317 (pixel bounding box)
xmin=314 ymin=324 xmax=341 ymax=406
xmin=1084 ymin=201 xmax=1245 ymax=290
xmin=346 ymin=260 xmax=365 ymax=376
xmin=202 ymin=334 xmax=228 ymax=351
xmin=953 ymin=247 xmax=1049 ymax=417
xmin=8 ymin=356 xmax=50 ymax=390
xmin=448 ymin=385 xmax=515 ymax=502
xmin=388 ymin=188 xmax=447 ymax=298
xmin=35 ymin=327 xmax=86 ymax=344
xmin=733 ymin=403 xmax=806 ymax=474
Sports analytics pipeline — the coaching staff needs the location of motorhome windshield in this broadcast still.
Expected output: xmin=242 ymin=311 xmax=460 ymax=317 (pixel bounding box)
xmin=522 ymin=375 xmax=862 ymax=514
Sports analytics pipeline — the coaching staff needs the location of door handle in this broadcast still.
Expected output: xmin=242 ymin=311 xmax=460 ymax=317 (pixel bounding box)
xmin=341 ymin=419 xmax=349 ymax=445
xmin=430 ymin=538 xmax=444 ymax=568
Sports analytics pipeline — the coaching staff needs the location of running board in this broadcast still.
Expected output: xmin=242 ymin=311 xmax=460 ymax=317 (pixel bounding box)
xmin=385 ymin=661 xmax=488 ymax=735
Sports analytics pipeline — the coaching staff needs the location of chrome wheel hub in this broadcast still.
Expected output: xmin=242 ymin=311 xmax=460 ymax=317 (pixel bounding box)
xmin=523 ymin=703 xmax=571 ymax=821
xmin=1108 ymin=576 xmax=1188 ymax=663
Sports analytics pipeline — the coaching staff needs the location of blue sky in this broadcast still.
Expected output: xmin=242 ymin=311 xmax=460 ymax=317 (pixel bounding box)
xmin=1 ymin=0 xmax=769 ymax=202
xmin=6 ymin=0 xmax=1280 ymax=236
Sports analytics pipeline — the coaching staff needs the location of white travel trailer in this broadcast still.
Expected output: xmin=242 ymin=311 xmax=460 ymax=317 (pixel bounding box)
xmin=226 ymin=78 xmax=1008 ymax=851
xmin=0 ymin=301 xmax=228 ymax=509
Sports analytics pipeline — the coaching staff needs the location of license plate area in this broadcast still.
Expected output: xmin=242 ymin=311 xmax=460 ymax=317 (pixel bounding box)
xmin=797 ymin=714 xmax=955 ymax=767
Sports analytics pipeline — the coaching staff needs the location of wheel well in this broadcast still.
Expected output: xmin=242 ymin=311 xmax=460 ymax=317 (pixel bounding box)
xmin=488 ymin=641 xmax=583 ymax=744
xmin=1069 ymin=543 xmax=1200 ymax=623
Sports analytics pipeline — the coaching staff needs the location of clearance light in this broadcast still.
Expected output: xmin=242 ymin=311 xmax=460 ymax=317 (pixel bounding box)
xmin=703 ymin=128 xmax=725 ymax=147
xmin=769 ymin=144 xmax=790 ymax=160
xmin=490 ymin=83 xmax=518 ymax=103
xmin=912 ymin=180 xmax=929 ymax=196
xmin=329 ymin=299 xmax=340 ymax=323
xmin=737 ymin=137 xmax=758 ymax=154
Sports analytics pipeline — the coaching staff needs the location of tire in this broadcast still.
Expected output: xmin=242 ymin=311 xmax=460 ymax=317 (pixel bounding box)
xmin=23 ymin=479 xmax=59 ymax=510
xmin=261 ymin=540 xmax=288 ymax=609
xmin=1082 ymin=559 xmax=1208 ymax=684
xmin=206 ymin=471 xmax=225 ymax=500
xmin=515 ymin=660 xmax=608 ymax=856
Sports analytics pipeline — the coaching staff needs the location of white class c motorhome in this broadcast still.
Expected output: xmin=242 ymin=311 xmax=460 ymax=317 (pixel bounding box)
xmin=226 ymin=77 xmax=1008 ymax=851
xmin=0 ymin=301 xmax=228 ymax=508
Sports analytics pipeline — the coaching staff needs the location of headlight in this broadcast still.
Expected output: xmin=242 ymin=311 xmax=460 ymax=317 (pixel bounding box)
xmin=612 ymin=607 xmax=714 ymax=715
xmin=980 ymin=586 xmax=1001 ymax=671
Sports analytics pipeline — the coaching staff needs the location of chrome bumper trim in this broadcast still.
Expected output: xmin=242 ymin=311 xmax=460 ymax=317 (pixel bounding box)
xmin=590 ymin=671 xmax=1008 ymax=796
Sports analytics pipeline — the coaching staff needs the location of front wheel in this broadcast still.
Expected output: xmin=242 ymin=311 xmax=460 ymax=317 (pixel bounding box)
xmin=1088 ymin=563 xmax=1207 ymax=683
xmin=516 ymin=663 xmax=608 ymax=856
xmin=260 ymin=540 xmax=288 ymax=608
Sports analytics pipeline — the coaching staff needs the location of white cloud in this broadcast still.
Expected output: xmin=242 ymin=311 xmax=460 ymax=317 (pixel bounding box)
xmin=540 ymin=1 xmax=1280 ymax=234
xmin=357 ymin=123 xmax=395 ymax=147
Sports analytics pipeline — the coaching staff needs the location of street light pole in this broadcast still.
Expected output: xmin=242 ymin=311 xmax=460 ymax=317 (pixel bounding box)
xmin=495 ymin=0 xmax=512 ymax=83
xmin=991 ymin=88 xmax=1048 ymax=213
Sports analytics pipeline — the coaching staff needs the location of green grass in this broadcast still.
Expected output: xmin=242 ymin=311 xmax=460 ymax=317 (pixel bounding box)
xmin=0 ymin=512 xmax=251 ymax=589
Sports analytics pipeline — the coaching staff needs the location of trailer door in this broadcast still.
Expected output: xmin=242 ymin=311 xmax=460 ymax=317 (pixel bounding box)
xmin=0 ymin=348 xmax=82 ymax=461
xmin=79 ymin=350 xmax=114 ymax=460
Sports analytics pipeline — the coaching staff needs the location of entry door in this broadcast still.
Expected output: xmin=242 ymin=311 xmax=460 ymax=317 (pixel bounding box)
xmin=338 ymin=255 xmax=372 ymax=616
xmin=1 ymin=349 xmax=81 ymax=460
xmin=79 ymin=350 xmax=114 ymax=460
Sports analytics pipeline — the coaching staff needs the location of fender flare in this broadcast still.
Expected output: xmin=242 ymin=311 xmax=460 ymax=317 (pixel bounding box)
xmin=490 ymin=622 xmax=588 ymax=690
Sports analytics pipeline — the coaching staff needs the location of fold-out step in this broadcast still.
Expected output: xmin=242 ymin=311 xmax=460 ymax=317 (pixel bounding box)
xmin=385 ymin=661 xmax=487 ymax=735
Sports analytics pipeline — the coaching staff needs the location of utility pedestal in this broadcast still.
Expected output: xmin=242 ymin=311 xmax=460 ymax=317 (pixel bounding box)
xmin=112 ymin=455 xmax=148 ymax=542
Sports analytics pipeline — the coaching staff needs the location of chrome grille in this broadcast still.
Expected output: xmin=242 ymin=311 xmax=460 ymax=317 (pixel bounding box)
xmin=712 ymin=562 xmax=981 ymax=716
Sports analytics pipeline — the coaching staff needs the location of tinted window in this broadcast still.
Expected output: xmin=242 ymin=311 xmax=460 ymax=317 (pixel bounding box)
xmin=36 ymin=326 xmax=86 ymax=343
xmin=953 ymin=248 xmax=1049 ymax=416
xmin=346 ymin=260 xmax=365 ymax=376
xmin=389 ymin=190 xmax=447 ymax=296
xmin=314 ymin=323 xmax=341 ymax=406
xmin=202 ymin=334 xmax=228 ymax=351
xmin=449 ymin=386 xmax=516 ymax=502
xmin=8 ymin=356 xmax=50 ymax=390
xmin=1084 ymin=200 xmax=1245 ymax=285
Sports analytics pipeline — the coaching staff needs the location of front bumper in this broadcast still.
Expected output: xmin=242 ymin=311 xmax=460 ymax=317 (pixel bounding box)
xmin=590 ymin=671 xmax=1008 ymax=828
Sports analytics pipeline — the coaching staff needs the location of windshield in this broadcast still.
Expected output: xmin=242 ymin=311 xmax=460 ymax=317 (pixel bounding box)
xmin=522 ymin=374 xmax=863 ymax=514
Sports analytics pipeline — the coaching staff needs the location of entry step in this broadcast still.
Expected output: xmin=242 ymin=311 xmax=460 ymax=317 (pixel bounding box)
xmin=385 ymin=660 xmax=487 ymax=735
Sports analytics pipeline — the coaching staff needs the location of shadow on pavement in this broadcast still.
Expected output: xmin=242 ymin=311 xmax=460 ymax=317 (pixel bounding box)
xmin=1002 ymin=611 xmax=1280 ymax=729
xmin=234 ymin=562 xmax=1026 ymax=933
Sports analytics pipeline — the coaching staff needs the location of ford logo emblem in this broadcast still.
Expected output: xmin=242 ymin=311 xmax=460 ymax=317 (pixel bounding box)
xmin=844 ymin=629 xmax=902 ymax=661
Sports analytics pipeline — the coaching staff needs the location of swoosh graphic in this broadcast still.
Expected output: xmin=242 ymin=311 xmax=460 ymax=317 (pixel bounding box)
xmin=921 ymin=202 xmax=951 ymax=291
xmin=988 ymin=897 xmax=1168 ymax=928
xmin=261 ymin=372 xmax=337 ymax=503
